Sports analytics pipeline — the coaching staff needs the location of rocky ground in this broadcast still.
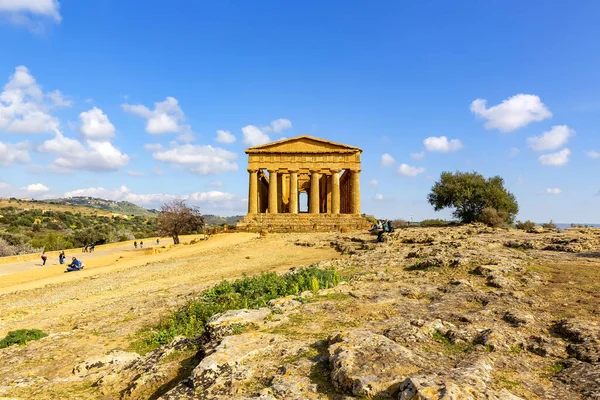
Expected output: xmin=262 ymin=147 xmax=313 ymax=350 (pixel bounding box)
xmin=1 ymin=226 xmax=600 ymax=399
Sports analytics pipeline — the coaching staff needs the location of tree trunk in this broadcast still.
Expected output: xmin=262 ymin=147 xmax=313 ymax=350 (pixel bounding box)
xmin=173 ymin=234 xmax=179 ymax=245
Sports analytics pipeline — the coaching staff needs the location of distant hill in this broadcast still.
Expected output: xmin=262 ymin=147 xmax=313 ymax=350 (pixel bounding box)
xmin=42 ymin=197 xmax=158 ymax=218
xmin=203 ymin=214 xmax=243 ymax=226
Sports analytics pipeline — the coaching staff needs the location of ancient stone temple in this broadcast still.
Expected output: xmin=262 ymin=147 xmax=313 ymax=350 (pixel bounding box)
xmin=236 ymin=136 xmax=371 ymax=232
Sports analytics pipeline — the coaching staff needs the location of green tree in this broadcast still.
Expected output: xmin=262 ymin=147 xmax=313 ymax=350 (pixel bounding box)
xmin=427 ymin=171 xmax=518 ymax=225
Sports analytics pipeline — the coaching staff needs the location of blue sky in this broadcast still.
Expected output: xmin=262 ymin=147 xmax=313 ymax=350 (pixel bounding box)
xmin=0 ymin=0 xmax=599 ymax=222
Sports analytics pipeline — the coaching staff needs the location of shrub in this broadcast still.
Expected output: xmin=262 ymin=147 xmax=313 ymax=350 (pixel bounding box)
xmin=138 ymin=267 xmax=342 ymax=350
xmin=515 ymin=220 xmax=536 ymax=231
xmin=419 ymin=219 xmax=451 ymax=227
xmin=477 ymin=207 xmax=506 ymax=227
xmin=0 ymin=329 xmax=48 ymax=349
xmin=542 ymin=220 xmax=558 ymax=230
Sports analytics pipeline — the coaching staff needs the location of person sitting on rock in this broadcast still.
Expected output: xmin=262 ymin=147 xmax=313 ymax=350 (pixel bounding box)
xmin=377 ymin=219 xmax=394 ymax=242
xmin=65 ymin=257 xmax=84 ymax=272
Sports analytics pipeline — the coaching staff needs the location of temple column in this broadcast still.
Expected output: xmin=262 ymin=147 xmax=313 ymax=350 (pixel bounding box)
xmin=268 ymin=170 xmax=278 ymax=214
xmin=248 ymin=169 xmax=258 ymax=214
xmin=309 ymin=171 xmax=320 ymax=214
xmin=289 ymin=171 xmax=298 ymax=214
xmin=331 ymin=170 xmax=340 ymax=214
xmin=350 ymin=169 xmax=361 ymax=215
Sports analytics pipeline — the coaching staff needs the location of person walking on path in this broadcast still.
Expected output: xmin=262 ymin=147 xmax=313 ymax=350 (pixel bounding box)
xmin=156 ymin=238 xmax=160 ymax=245
xmin=90 ymin=243 xmax=95 ymax=253
xmin=41 ymin=251 xmax=47 ymax=266
xmin=140 ymin=241 xmax=143 ymax=249
xmin=134 ymin=241 xmax=138 ymax=249
xmin=83 ymin=245 xmax=88 ymax=253
xmin=59 ymin=251 xmax=66 ymax=265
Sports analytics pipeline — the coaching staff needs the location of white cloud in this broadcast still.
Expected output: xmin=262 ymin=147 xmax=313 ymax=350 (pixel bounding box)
xmin=38 ymin=132 xmax=129 ymax=172
xmin=122 ymin=96 xmax=192 ymax=135
xmin=151 ymin=143 xmax=238 ymax=175
xmin=21 ymin=183 xmax=49 ymax=192
xmin=585 ymin=151 xmax=600 ymax=159
xmin=176 ymin=131 xmax=195 ymax=143
xmin=0 ymin=140 xmax=30 ymax=166
xmin=546 ymin=188 xmax=562 ymax=195
xmin=242 ymin=125 xmax=270 ymax=146
xmin=127 ymin=170 xmax=144 ymax=177
xmin=46 ymin=90 xmax=72 ymax=107
xmin=0 ymin=66 xmax=64 ymax=134
xmin=206 ymin=181 xmax=223 ymax=188
xmin=375 ymin=194 xmax=383 ymax=200
xmin=0 ymin=181 xmax=51 ymax=199
xmin=470 ymin=94 xmax=552 ymax=132
xmin=63 ymin=186 xmax=246 ymax=214
xmin=369 ymin=179 xmax=378 ymax=186
xmin=509 ymin=148 xmax=520 ymax=157
xmin=261 ymin=118 xmax=293 ymax=134
xmin=144 ymin=143 xmax=163 ymax=151
xmin=539 ymin=148 xmax=571 ymax=167
xmin=398 ymin=163 xmax=426 ymax=177
xmin=216 ymin=129 xmax=236 ymax=144
xmin=410 ymin=151 xmax=425 ymax=160
xmin=527 ymin=125 xmax=575 ymax=152
xmin=423 ymin=136 xmax=463 ymax=152
xmin=0 ymin=0 xmax=61 ymax=30
xmin=380 ymin=153 xmax=395 ymax=166
xmin=79 ymin=107 xmax=115 ymax=140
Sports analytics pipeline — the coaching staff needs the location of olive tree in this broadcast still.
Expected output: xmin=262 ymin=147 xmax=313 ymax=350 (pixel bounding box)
xmin=427 ymin=171 xmax=518 ymax=225
xmin=157 ymin=199 xmax=204 ymax=245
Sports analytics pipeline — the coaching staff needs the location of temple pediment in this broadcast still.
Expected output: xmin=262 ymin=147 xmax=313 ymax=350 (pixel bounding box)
xmin=246 ymin=135 xmax=361 ymax=154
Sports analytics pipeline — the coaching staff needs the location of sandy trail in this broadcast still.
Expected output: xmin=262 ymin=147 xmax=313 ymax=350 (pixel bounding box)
xmin=0 ymin=232 xmax=341 ymax=399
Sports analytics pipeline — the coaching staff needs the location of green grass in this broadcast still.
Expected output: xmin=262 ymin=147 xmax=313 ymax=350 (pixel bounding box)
xmin=0 ymin=329 xmax=48 ymax=349
xmin=431 ymin=330 xmax=474 ymax=355
xmin=132 ymin=267 xmax=342 ymax=352
xmin=498 ymin=376 xmax=522 ymax=390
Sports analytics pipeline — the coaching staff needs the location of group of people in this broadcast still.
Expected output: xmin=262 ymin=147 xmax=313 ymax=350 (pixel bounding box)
xmin=83 ymin=243 xmax=95 ymax=253
xmin=369 ymin=218 xmax=395 ymax=242
xmin=134 ymin=238 xmax=160 ymax=249
xmin=40 ymin=251 xmax=84 ymax=272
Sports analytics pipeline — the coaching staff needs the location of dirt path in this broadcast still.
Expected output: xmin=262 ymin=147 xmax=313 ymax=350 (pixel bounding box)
xmin=0 ymin=232 xmax=341 ymax=399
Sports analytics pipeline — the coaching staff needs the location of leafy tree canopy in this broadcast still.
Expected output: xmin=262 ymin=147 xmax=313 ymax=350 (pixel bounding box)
xmin=157 ymin=200 xmax=204 ymax=244
xmin=427 ymin=171 xmax=519 ymax=225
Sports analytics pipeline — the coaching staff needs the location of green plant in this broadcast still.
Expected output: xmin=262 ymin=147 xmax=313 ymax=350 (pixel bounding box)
xmin=133 ymin=267 xmax=343 ymax=352
xmin=515 ymin=220 xmax=536 ymax=231
xmin=0 ymin=329 xmax=48 ymax=349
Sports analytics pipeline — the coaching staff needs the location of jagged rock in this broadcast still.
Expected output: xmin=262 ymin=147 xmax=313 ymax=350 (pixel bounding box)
xmin=487 ymin=275 xmax=517 ymax=290
xmin=473 ymin=329 xmax=506 ymax=350
xmin=555 ymin=359 xmax=600 ymax=399
xmin=525 ymin=335 xmax=565 ymax=358
xmin=206 ymin=308 xmax=271 ymax=341
xmin=553 ymin=319 xmax=600 ymax=362
xmin=72 ymin=350 xmax=141 ymax=376
xmin=503 ymin=310 xmax=534 ymax=327
xmin=328 ymin=330 xmax=420 ymax=397
xmin=397 ymin=375 xmax=479 ymax=399
xmin=268 ymin=296 xmax=301 ymax=312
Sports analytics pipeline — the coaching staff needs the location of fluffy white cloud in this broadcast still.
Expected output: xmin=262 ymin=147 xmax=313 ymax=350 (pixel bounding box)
xmin=369 ymin=179 xmax=378 ymax=186
xmin=586 ymin=151 xmax=600 ymax=159
xmin=0 ymin=181 xmax=51 ymax=199
xmin=122 ymin=97 xmax=192 ymax=135
xmin=151 ymin=143 xmax=238 ymax=175
xmin=398 ymin=163 xmax=425 ymax=177
xmin=380 ymin=153 xmax=395 ymax=166
xmin=63 ymin=186 xmax=246 ymax=214
xmin=0 ymin=66 xmax=66 ymax=134
xmin=375 ymin=194 xmax=383 ymax=200
xmin=0 ymin=140 xmax=30 ymax=165
xmin=527 ymin=125 xmax=575 ymax=152
xmin=423 ymin=136 xmax=463 ymax=152
xmin=127 ymin=170 xmax=144 ymax=177
xmin=546 ymin=188 xmax=562 ymax=195
xmin=539 ymin=148 xmax=571 ymax=167
xmin=143 ymin=143 xmax=163 ymax=151
xmin=79 ymin=107 xmax=115 ymax=140
xmin=0 ymin=0 xmax=61 ymax=29
xmin=242 ymin=125 xmax=270 ymax=146
xmin=38 ymin=132 xmax=129 ymax=172
xmin=470 ymin=94 xmax=552 ymax=132
xmin=21 ymin=183 xmax=49 ymax=192
xmin=46 ymin=90 xmax=72 ymax=107
xmin=410 ymin=151 xmax=425 ymax=160
xmin=261 ymin=118 xmax=293 ymax=134
xmin=216 ymin=129 xmax=236 ymax=144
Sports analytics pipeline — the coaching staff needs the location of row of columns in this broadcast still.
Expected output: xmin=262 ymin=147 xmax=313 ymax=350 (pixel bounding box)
xmin=248 ymin=169 xmax=360 ymax=215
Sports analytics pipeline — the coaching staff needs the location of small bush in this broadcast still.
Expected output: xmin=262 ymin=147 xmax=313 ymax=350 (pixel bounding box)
xmin=477 ymin=207 xmax=507 ymax=228
xmin=542 ymin=220 xmax=558 ymax=230
xmin=419 ymin=219 xmax=451 ymax=227
xmin=137 ymin=267 xmax=342 ymax=350
xmin=0 ymin=329 xmax=48 ymax=349
xmin=515 ymin=220 xmax=536 ymax=231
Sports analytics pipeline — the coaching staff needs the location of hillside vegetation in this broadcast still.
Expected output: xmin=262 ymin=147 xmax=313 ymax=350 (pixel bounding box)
xmin=42 ymin=197 xmax=158 ymax=217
